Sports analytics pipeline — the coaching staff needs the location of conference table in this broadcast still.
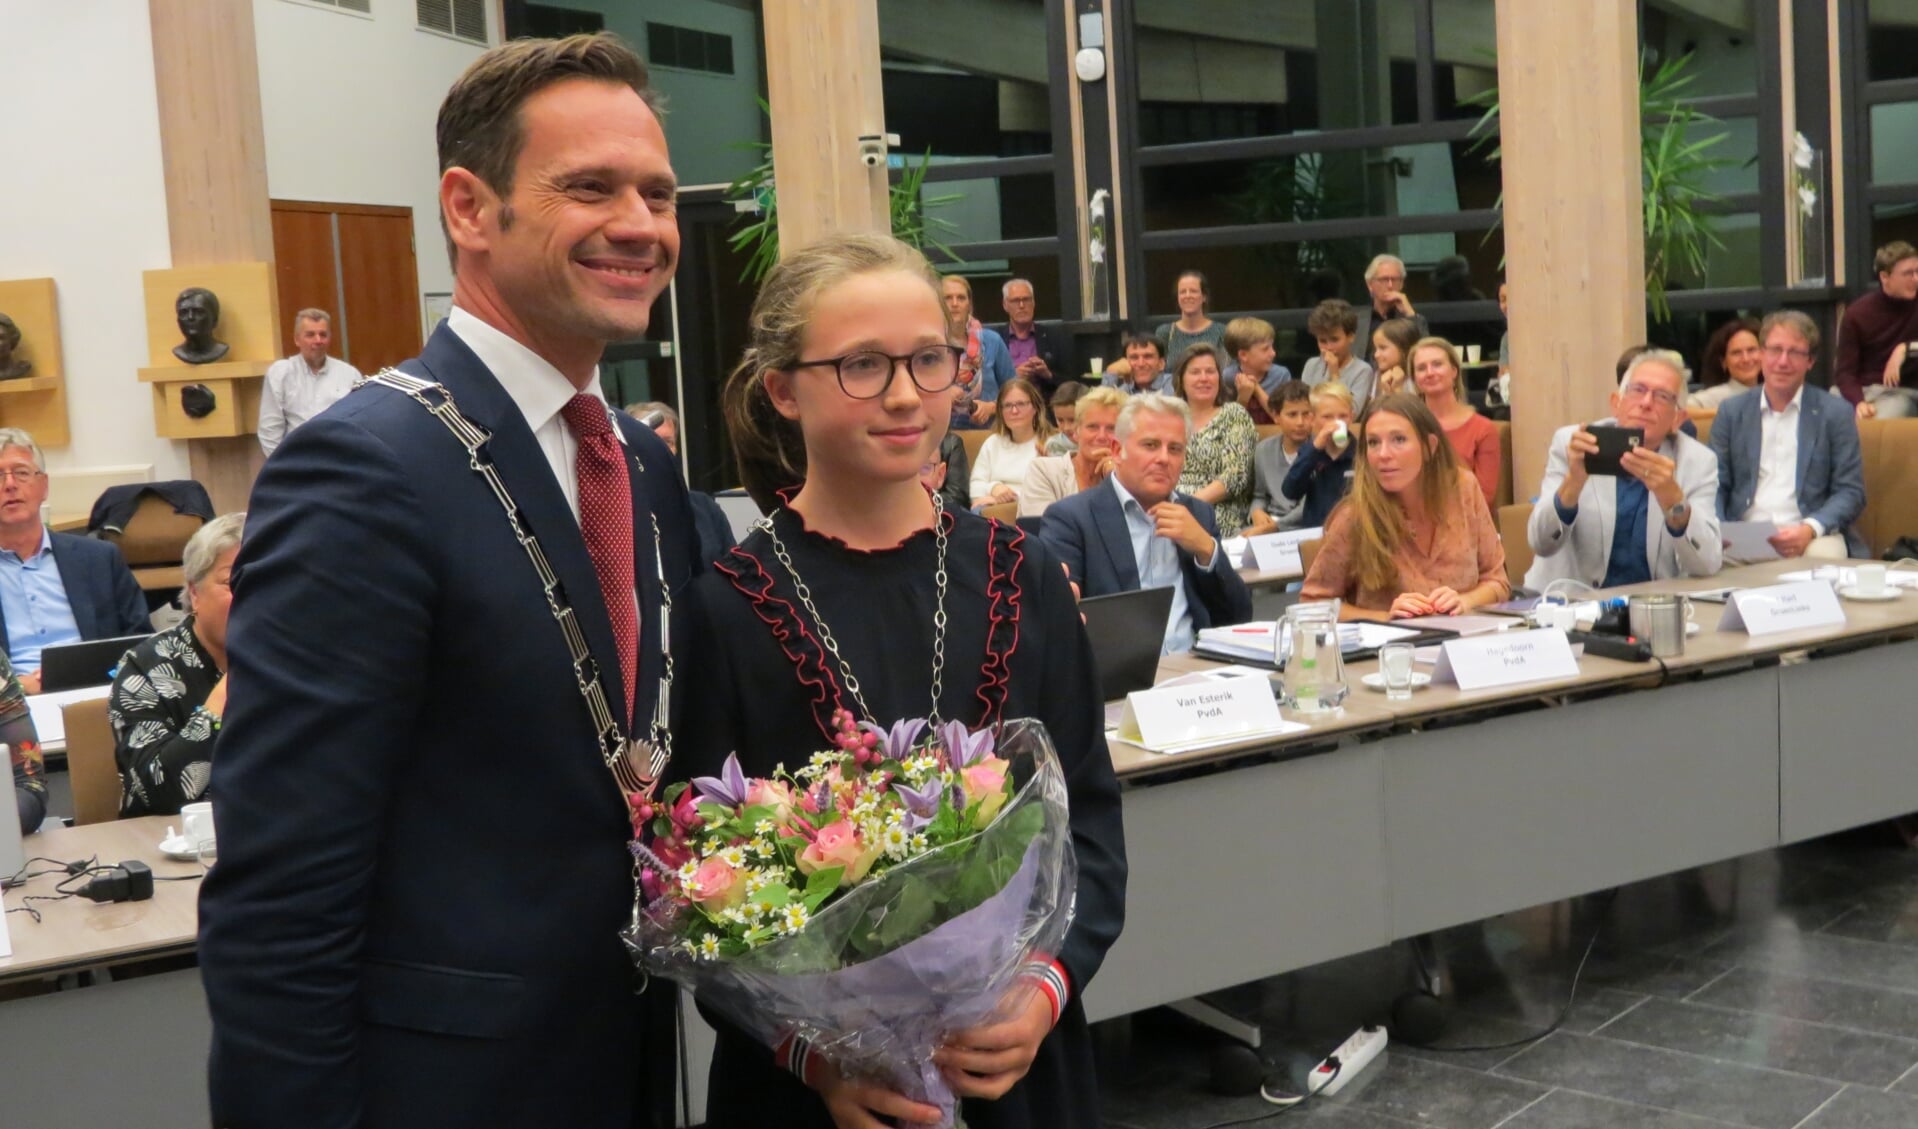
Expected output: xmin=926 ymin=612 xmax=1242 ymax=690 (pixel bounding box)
xmin=5 ymin=560 xmax=1916 ymax=1126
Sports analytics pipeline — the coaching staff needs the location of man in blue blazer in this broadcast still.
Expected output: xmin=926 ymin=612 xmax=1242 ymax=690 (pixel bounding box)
xmin=1042 ymin=392 xmax=1253 ymax=653
xmin=1710 ymin=310 xmax=1868 ymax=560
xmin=199 ymin=37 xmax=698 ymax=1129
xmin=0 ymin=429 xmax=149 ymax=692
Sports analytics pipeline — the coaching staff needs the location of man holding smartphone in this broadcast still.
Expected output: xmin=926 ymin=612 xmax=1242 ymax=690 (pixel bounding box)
xmin=1525 ymin=349 xmax=1723 ymax=590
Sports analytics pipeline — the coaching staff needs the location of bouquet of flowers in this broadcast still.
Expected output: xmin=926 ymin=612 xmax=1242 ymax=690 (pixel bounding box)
xmin=629 ymin=712 xmax=1076 ymax=1128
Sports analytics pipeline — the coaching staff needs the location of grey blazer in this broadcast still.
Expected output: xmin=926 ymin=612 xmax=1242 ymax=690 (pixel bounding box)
xmin=1525 ymin=418 xmax=1723 ymax=591
xmin=1709 ymin=383 xmax=1868 ymax=557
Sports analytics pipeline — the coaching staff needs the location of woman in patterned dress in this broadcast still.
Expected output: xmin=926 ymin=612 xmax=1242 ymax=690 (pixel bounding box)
xmin=111 ymin=512 xmax=243 ymax=817
xmin=1174 ymin=343 xmax=1259 ymax=536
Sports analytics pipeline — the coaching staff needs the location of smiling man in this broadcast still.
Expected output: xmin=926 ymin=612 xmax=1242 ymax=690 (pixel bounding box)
xmin=1041 ymin=392 xmax=1252 ymax=654
xmin=199 ymin=35 xmax=700 ymax=1129
xmin=257 ymin=308 xmax=361 ymax=455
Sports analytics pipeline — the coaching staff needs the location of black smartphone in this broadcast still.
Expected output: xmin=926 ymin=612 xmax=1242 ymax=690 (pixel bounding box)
xmin=1584 ymin=425 xmax=1644 ymax=477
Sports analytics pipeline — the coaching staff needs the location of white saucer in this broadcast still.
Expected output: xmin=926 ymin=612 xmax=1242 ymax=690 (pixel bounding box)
xmin=1838 ymin=585 xmax=1902 ymax=602
xmin=158 ymin=835 xmax=212 ymax=861
xmin=1687 ymin=622 xmax=1701 ymax=637
xmin=1361 ymin=672 xmax=1432 ymax=691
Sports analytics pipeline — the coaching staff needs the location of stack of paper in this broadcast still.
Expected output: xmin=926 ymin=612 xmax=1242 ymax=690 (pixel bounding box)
xmin=1194 ymin=621 xmax=1421 ymax=664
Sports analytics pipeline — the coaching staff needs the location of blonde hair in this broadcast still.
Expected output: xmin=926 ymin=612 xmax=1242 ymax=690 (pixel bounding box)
xmin=1308 ymin=380 xmax=1354 ymax=412
xmin=1336 ymin=393 xmax=1468 ymax=594
xmin=1076 ymin=385 xmax=1128 ymax=417
xmin=721 ymin=233 xmax=942 ymax=510
xmin=1222 ymin=316 xmax=1275 ymax=360
xmin=991 ymin=376 xmax=1057 ymax=444
xmin=1411 ymin=336 xmax=1467 ymax=401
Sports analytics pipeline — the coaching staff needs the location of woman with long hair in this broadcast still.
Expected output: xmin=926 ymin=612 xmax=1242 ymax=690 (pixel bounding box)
xmin=1685 ymin=317 xmax=1762 ymax=410
xmin=1172 ymin=343 xmax=1257 ymax=535
xmin=940 ymin=274 xmax=1015 ymax=430
xmin=688 ymin=232 xmax=1126 ymax=1129
xmin=1412 ymin=336 xmax=1501 ymax=509
xmin=1300 ymin=393 xmax=1509 ymax=622
xmin=970 ymin=376 xmax=1056 ymax=507
xmin=1369 ymin=317 xmax=1422 ymax=398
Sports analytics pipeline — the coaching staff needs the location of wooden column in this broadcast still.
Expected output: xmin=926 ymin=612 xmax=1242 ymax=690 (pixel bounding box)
xmin=1495 ymin=0 xmax=1645 ymax=499
xmin=149 ymin=0 xmax=274 ymax=511
xmin=762 ymin=0 xmax=890 ymax=256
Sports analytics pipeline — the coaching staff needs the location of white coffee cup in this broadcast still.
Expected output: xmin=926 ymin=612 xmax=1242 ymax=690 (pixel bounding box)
xmin=1465 ymin=344 xmax=1482 ymax=364
xmin=181 ymin=801 xmax=216 ymax=852
xmin=1855 ymin=563 xmax=1888 ymax=597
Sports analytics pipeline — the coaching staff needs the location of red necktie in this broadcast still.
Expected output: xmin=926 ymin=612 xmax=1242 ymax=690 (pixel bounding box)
xmin=561 ymin=394 xmax=638 ymax=722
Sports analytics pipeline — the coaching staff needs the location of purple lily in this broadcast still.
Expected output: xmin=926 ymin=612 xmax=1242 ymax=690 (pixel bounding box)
xmin=691 ymin=752 xmax=750 ymax=809
xmin=939 ymin=720 xmax=996 ymax=768
xmin=858 ymin=717 xmax=928 ymax=763
xmin=893 ymin=776 xmax=945 ymax=833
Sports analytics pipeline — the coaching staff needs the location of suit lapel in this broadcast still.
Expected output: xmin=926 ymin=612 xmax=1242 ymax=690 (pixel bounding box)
xmin=1796 ymin=392 xmax=1820 ymax=490
xmin=408 ymin=327 xmax=631 ymax=729
xmin=1742 ymin=402 xmax=1763 ymax=508
xmin=1089 ymin=479 xmax=1141 ymax=589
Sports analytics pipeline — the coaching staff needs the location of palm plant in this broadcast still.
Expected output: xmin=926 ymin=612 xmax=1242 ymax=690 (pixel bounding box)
xmin=1464 ymin=51 xmax=1735 ymax=321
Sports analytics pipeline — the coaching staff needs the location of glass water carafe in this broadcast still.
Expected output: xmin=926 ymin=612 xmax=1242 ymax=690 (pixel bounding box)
xmin=1279 ymin=600 xmax=1348 ymax=714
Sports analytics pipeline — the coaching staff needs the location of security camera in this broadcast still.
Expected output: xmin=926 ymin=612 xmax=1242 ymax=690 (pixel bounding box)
xmin=857 ymin=134 xmax=887 ymax=168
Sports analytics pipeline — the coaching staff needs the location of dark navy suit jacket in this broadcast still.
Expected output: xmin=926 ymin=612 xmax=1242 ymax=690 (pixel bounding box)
xmin=1709 ymin=384 xmax=1869 ymax=558
xmin=199 ymin=326 xmax=700 ymax=1129
xmin=1040 ymin=477 xmax=1254 ymax=633
xmin=1 ymin=534 xmax=149 ymax=664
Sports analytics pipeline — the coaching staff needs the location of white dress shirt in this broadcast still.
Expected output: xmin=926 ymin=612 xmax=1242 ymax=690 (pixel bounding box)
xmin=1110 ymin=476 xmax=1220 ymax=655
xmin=258 ymin=353 xmax=362 ymax=455
xmin=1745 ymin=385 xmax=1825 ymax=535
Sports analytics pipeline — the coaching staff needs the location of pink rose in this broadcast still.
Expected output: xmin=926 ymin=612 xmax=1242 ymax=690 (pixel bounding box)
xmin=745 ymin=779 xmax=796 ymax=823
xmin=686 ymin=857 xmax=744 ymax=909
xmin=961 ymin=757 xmax=1011 ymax=825
xmin=796 ymin=819 xmax=880 ymax=887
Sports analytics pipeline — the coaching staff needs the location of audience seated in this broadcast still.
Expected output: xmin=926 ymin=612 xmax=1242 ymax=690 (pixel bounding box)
xmin=1711 ymin=310 xmax=1867 ymax=560
xmin=0 ymin=427 xmax=150 ymax=694
xmin=1041 ymin=392 xmax=1253 ymax=654
xmin=1369 ymin=317 xmax=1421 ymax=399
xmin=941 ymin=274 xmax=1011 ymax=430
xmin=1101 ymin=334 xmax=1173 ymax=395
xmin=1046 ymin=380 xmax=1088 ymax=456
xmin=989 ymin=277 xmax=1075 ymax=403
xmin=1221 ymin=316 xmax=1293 ymax=424
xmin=970 ymin=376 xmax=1053 ymax=509
xmin=1173 ymin=344 xmax=1258 ymax=537
xmin=4 ymin=653 xmax=44 ymax=834
xmin=1155 ymin=270 xmax=1227 ymax=361
xmin=922 ymin=433 xmax=970 ymax=514
xmin=1354 ymin=253 xmax=1429 ymax=365
xmin=111 ymin=512 xmax=242 ymax=818
xmin=1685 ymin=318 xmax=1763 ymax=411
xmin=1412 ymin=338 xmax=1502 ymax=511
xmin=1526 ymin=349 xmax=1722 ymax=591
xmin=1301 ymin=393 xmax=1510 ymax=621
xmin=625 ymin=401 xmax=735 ymax=565
xmin=1845 ymin=241 xmax=1918 ymax=419
xmin=1020 ymin=387 xmax=1124 ymax=518
xmin=1248 ymin=381 xmax=1317 ymax=534
xmin=1301 ymin=299 xmax=1377 ymax=413
xmin=1281 ymin=380 xmax=1358 ymax=529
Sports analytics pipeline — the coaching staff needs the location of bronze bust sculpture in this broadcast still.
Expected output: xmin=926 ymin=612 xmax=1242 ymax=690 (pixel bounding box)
xmin=0 ymin=313 xmax=32 ymax=381
xmin=173 ymin=287 xmax=231 ymax=365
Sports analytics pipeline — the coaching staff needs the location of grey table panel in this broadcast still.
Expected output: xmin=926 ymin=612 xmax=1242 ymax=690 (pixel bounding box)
xmin=1780 ymin=637 xmax=1918 ymax=842
xmin=0 ymin=969 xmax=209 ymax=1129
xmin=1383 ymin=668 xmax=1781 ymax=939
xmin=1085 ymin=743 xmax=1388 ymax=1022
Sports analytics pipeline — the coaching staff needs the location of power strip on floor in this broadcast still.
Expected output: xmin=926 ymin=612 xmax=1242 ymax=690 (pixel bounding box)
xmin=1309 ymin=1024 xmax=1388 ymax=1096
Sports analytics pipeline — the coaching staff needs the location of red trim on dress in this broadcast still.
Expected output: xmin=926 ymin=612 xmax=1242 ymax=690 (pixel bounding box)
xmin=974 ymin=516 xmax=1025 ymax=726
xmin=714 ymin=547 xmax=849 ymax=741
xmin=772 ymin=485 xmax=953 ymax=557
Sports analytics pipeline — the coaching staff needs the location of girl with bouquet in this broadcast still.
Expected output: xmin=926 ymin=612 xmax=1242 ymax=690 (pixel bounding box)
xmin=675 ymin=233 xmax=1127 ymax=1129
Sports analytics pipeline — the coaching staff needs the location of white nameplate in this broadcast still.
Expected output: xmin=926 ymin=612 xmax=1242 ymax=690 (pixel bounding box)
xmin=1242 ymin=526 xmax=1323 ymax=573
xmin=1431 ymin=628 xmax=1581 ymax=691
xmin=1117 ymin=672 xmax=1289 ymax=753
xmin=1718 ymin=580 xmax=1846 ymax=637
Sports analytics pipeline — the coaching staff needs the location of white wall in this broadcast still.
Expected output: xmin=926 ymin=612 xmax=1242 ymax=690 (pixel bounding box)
xmin=253 ymin=0 xmax=494 ymax=310
xmin=0 ymin=2 xmax=183 ymax=483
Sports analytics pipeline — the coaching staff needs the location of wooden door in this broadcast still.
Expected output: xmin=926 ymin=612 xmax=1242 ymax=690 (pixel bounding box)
xmin=268 ymin=200 xmax=423 ymax=373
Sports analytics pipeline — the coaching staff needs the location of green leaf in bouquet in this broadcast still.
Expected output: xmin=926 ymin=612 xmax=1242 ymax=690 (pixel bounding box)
xmin=753 ymin=884 xmax=793 ymax=909
xmin=804 ymin=865 xmax=844 ymax=901
xmin=742 ymin=923 xmax=780 ymax=947
xmin=869 ymin=876 xmax=939 ymax=951
xmin=696 ymin=802 xmax=733 ymax=827
xmin=927 ymin=800 xmax=960 ymax=844
xmin=735 ymin=803 xmax=776 ymax=829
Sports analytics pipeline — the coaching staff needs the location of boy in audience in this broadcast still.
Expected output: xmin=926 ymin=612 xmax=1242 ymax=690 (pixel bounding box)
xmin=1248 ymin=380 xmax=1316 ymax=533
xmin=1222 ymin=316 xmax=1294 ymax=424
xmin=1047 ymin=380 xmax=1088 ymax=455
xmin=1279 ymin=380 xmax=1358 ymax=529
xmin=1301 ymin=299 xmax=1377 ymax=413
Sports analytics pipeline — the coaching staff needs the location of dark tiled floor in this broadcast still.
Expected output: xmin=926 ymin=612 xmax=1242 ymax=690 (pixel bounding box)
xmin=1099 ymin=827 xmax=1918 ymax=1129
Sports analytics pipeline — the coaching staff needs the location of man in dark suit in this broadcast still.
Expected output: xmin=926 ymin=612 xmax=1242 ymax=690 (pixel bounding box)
xmin=0 ymin=428 xmax=148 ymax=693
xmin=1042 ymin=392 xmax=1253 ymax=654
xmin=199 ymin=35 xmax=698 ymax=1129
xmin=1710 ymin=309 xmax=1868 ymax=560
xmin=992 ymin=277 xmax=1077 ymax=402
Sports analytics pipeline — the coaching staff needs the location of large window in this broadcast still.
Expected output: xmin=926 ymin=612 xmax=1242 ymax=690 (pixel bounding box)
xmin=1856 ymin=2 xmax=1918 ymax=272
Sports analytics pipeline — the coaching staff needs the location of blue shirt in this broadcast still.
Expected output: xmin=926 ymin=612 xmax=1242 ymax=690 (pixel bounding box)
xmin=1111 ymin=476 xmax=1218 ymax=655
xmin=0 ymin=527 xmax=80 ymax=671
xmin=1552 ymin=478 xmax=1653 ymax=589
xmin=1222 ymin=363 xmax=1298 ymax=398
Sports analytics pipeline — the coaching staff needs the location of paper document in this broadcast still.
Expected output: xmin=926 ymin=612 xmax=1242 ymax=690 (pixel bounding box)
xmin=26 ymin=685 xmax=112 ymax=750
xmin=1721 ymin=520 xmax=1782 ymax=562
xmin=1779 ymin=567 xmax=1918 ymax=590
xmin=1392 ymin=614 xmax=1515 ymax=636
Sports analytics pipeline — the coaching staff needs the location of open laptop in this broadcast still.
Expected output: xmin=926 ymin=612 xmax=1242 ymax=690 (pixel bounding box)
xmin=40 ymin=634 xmax=150 ymax=693
xmin=1079 ymin=586 xmax=1176 ymax=727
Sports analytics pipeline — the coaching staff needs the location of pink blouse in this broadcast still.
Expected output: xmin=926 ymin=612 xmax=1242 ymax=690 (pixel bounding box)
xmin=1301 ymin=472 xmax=1510 ymax=614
